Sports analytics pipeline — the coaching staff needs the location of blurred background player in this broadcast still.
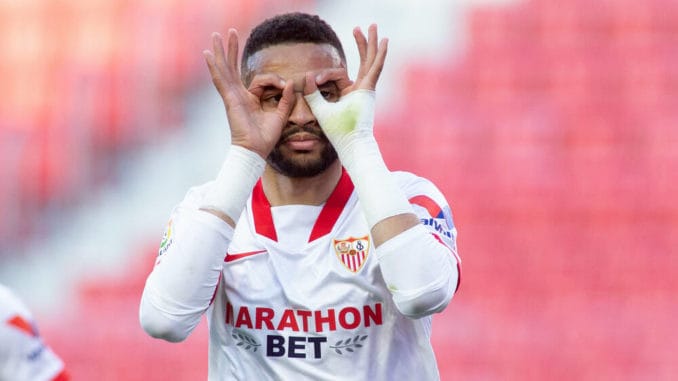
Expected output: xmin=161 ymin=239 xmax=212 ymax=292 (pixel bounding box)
xmin=0 ymin=284 xmax=69 ymax=381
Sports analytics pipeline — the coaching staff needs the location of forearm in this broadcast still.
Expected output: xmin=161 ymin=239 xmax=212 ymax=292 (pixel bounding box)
xmin=304 ymin=88 xmax=459 ymax=317
xmin=305 ymin=90 xmax=415 ymax=244
xmin=140 ymin=145 xmax=265 ymax=341
xmin=376 ymin=224 xmax=459 ymax=318
xmin=337 ymin=129 xmax=418 ymax=246
xmin=140 ymin=209 xmax=231 ymax=342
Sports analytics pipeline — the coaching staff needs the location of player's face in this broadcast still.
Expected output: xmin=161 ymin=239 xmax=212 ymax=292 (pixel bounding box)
xmin=244 ymin=43 xmax=343 ymax=178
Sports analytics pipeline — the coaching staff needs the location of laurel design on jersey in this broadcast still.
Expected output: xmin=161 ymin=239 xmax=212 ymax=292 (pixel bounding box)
xmin=232 ymin=329 xmax=261 ymax=352
xmin=332 ymin=236 xmax=370 ymax=273
xmin=329 ymin=334 xmax=368 ymax=355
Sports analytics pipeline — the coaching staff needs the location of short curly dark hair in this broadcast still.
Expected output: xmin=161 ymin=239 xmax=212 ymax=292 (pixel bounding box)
xmin=241 ymin=12 xmax=346 ymax=79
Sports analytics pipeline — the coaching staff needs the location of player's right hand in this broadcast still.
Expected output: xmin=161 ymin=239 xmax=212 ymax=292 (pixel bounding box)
xmin=203 ymin=30 xmax=295 ymax=159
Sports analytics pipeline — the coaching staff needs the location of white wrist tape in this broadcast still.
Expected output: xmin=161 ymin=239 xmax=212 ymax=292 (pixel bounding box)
xmin=200 ymin=145 xmax=265 ymax=222
xmin=340 ymin=136 xmax=413 ymax=228
xmin=305 ymin=90 xmax=413 ymax=227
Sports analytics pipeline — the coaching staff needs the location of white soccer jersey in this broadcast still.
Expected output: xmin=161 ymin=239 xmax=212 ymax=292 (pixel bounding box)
xmin=0 ymin=285 xmax=68 ymax=381
xmin=146 ymin=169 xmax=459 ymax=380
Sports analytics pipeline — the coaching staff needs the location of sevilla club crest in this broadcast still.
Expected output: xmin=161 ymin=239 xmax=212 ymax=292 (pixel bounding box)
xmin=333 ymin=236 xmax=370 ymax=273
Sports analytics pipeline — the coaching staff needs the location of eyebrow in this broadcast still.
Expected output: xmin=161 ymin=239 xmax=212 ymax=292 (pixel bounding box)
xmin=249 ymin=74 xmax=339 ymax=95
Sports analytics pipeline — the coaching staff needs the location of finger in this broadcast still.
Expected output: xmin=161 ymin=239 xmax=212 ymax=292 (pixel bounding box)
xmin=226 ymin=29 xmax=239 ymax=75
xmin=247 ymin=73 xmax=286 ymax=98
xmin=364 ymin=38 xmax=388 ymax=89
xmin=365 ymin=24 xmax=378 ymax=69
xmin=353 ymin=27 xmax=368 ymax=77
xmin=276 ymin=80 xmax=295 ymax=119
xmin=203 ymin=49 xmax=226 ymax=95
xmin=304 ymin=71 xmax=319 ymax=95
xmin=212 ymin=32 xmax=227 ymax=70
xmin=353 ymin=27 xmax=369 ymax=82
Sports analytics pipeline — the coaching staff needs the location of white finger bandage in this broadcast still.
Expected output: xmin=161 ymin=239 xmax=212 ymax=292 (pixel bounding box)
xmin=200 ymin=145 xmax=266 ymax=222
xmin=305 ymin=90 xmax=413 ymax=228
xmin=304 ymin=89 xmax=376 ymax=145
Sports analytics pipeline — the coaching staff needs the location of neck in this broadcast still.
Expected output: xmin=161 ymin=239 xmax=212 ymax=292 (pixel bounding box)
xmin=262 ymin=161 xmax=343 ymax=206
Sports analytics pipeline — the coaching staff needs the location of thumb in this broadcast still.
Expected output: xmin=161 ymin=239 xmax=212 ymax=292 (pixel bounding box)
xmin=303 ymin=72 xmax=331 ymax=113
xmin=303 ymin=71 xmax=319 ymax=95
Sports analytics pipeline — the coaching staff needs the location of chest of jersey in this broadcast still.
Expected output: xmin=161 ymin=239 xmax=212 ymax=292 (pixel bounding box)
xmin=202 ymin=172 xmax=440 ymax=379
xmin=221 ymin=197 xmax=389 ymax=323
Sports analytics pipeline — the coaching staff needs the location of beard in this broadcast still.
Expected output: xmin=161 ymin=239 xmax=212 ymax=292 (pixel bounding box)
xmin=267 ymin=125 xmax=339 ymax=178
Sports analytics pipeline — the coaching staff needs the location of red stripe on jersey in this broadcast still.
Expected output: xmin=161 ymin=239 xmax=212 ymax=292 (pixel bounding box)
xmin=308 ymin=168 xmax=354 ymax=242
xmin=409 ymin=195 xmax=442 ymax=218
xmin=252 ymin=168 xmax=354 ymax=243
xmin=225 ymin=250 xmax=268 ymax=262
xmin=252 ymin=180 xmax=277 ymax=241
xmin=6 ymin=315 xmax=36 ymax=337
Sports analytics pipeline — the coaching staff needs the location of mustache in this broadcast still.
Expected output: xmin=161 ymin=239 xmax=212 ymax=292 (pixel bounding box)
xmin=279 ymin=124 xmax=328 ymax=143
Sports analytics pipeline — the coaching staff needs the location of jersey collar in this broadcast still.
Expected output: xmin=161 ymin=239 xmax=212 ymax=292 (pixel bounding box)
xmin=251 ymin=168 xmax=354 ymax=243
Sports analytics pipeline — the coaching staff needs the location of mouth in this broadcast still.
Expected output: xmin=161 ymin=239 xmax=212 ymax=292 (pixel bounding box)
xmin=282 ymin=131 xmax=323 ymax=151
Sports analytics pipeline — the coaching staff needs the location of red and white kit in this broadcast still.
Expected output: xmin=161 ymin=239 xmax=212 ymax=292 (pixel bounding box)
xmin=141 ymin=170 xmax=460 ymax=380
xmin=0 ymin=285 xmax=68 ymax=381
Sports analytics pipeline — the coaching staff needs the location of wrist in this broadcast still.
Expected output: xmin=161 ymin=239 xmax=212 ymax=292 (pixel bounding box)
xmin=340 ymin=138 xmax=413 ymax=228
xmin=305 ymin=89 xmax=412 ymax=228
xmin=200 ymin=145 xmax=265 ymax=223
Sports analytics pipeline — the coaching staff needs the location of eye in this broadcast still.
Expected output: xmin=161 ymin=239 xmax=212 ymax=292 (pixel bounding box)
xmin=319 ymin=86 xmax=339 ymax=102
xmin=320 ymin=90 xmax=333 ymax=100
xmin=262 ymin=92 xmax=283 ymax=105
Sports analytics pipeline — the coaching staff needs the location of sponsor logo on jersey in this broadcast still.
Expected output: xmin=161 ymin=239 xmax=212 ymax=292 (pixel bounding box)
xmin=420 ymin=217 xmax=454 ymax=239
xmin=224 ymin=302 xmax=382 ymax=359
xmin=410 ymin=196 xmax=455 ymax=231
xmin=333 ymin=236 xmax=370 ymax=273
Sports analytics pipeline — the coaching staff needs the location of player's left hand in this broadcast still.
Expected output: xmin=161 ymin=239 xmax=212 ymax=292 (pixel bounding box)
xmin=309 ymin=24 xmax=388 ymax=95
xmin=303 ymin=24 xmax=387 ymax=151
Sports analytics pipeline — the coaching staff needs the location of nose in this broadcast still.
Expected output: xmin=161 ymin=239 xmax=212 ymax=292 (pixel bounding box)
xmin=287 ymin=92 xmax=316 ymax=126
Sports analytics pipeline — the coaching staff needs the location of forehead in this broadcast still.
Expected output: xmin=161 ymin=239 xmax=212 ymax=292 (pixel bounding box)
xmin=245 ymin=43 xmax=343 ymax=82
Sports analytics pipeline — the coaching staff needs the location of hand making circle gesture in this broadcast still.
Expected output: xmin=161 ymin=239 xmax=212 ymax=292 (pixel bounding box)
xmin=303 ymin=24 xmax=388 ymax=149
xmin=203 ymin=30 xmax=295 ymax=159
xmin=305 ymin=24 xmax=388 ymax=97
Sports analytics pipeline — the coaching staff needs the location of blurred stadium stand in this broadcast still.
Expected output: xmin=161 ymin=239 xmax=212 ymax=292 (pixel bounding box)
xmin=1 ymin=0 xmax=677 ymax=379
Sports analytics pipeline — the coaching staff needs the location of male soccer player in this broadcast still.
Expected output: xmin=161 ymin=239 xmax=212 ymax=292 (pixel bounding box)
xmin=140 ymin=12 xmax=460 ymax=380
xmin=0 ymin=284 xmax=69 ymax=381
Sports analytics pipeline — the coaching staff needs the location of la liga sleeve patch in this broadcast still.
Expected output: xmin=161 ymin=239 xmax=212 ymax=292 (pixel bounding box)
xmin=158 ymin=218 xmax=174 ymax=257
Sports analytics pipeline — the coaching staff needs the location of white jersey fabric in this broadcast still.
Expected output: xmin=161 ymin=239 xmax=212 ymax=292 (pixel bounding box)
xmin=142 ymin=169 xmax=459 ymax=380
xmin=0 ymin=285 xmax=68 ymax=381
